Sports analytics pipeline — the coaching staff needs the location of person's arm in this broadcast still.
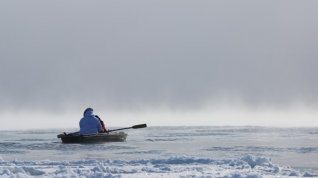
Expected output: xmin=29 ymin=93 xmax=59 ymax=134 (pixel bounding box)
xmin=100 ymin=120 xmax=107 ymax=132
xmin=95 ymin=115 xmax=107 ymax=132
xmin=94 ymin=115 xmax=104 ymax=133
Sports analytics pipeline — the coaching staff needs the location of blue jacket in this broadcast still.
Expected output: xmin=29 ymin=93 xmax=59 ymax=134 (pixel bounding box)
xmin=79 ymin=110 xmax=102 ymax=135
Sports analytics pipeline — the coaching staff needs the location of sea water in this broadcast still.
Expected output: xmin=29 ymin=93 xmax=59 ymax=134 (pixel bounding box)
xmin=0 ymin=126 xmax=318 ymax=177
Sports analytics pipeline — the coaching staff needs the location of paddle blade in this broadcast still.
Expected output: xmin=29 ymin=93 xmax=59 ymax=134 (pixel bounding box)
xmin=132 ymin=124 xmax=147 ymax=129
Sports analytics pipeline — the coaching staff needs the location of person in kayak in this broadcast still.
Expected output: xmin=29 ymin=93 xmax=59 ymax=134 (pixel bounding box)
xmin=79 ymin=108 xmax=107 ymax=135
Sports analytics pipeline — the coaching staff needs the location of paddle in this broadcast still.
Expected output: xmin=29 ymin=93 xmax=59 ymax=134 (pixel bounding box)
xmin=107 ymin=124 xmax=147 ymax=133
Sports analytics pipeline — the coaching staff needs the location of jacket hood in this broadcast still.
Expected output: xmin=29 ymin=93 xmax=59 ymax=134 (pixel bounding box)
xmin=83 ymin=108 xmax=94 ymax=117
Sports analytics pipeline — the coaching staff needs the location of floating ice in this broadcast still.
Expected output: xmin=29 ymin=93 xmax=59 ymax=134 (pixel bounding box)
xmin=0 ymin=155 xmax=316 ymax=177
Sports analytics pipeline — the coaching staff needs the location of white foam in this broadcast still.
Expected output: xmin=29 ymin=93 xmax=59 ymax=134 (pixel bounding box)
xmin=0 ymin=155 xmax=316 ymax=177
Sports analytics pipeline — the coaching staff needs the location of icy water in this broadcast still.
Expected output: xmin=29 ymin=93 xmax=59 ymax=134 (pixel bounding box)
xmin=0 ymin=126 xmax=318 ymax=177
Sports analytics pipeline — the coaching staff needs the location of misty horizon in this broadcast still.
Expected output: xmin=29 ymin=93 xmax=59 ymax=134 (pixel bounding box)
xmin=1 ymin=0 xmax=318 ymax=129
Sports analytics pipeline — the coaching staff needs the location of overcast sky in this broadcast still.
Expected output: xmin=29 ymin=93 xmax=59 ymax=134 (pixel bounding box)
xmin=1 ymin=0 xmax=318 ymax=129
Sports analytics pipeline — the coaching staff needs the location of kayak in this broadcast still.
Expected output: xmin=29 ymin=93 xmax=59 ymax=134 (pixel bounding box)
xmin=57 ymin=124 xmax=146 ymax=144
xmin=57 ymin=132 xmax=127 ymax=143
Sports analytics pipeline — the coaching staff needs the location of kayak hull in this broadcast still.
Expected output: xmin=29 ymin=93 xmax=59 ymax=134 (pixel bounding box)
xmin=57 ymin=132 xmax=127 ymax=143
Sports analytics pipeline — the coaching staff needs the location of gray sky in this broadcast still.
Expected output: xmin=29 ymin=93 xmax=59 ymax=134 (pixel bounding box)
xmin=1 ymin=0 xmax=318 ymax=129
